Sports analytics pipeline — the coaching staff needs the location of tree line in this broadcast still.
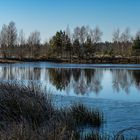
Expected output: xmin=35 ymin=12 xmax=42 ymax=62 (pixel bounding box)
xmin=0 ymin=21 xmax=140 ymax=61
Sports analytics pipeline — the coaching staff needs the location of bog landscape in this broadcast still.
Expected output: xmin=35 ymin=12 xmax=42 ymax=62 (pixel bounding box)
xmin=0 ymin=0 xmax=140 ymax=140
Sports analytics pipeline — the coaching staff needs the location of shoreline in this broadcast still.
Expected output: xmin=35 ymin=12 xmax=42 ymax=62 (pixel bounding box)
xmin=1 ymin=56 xmax=140 ymax=64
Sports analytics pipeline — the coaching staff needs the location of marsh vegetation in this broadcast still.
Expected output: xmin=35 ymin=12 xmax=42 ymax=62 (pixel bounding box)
xmin=0 ymin=82 xmax=139 ymax=140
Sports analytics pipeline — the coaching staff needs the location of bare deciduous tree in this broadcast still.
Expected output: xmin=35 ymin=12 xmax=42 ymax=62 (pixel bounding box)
xmin=79 ymin=26 xmax=87 ymax=44
xmin=93 ymin=26 xmax=103 ymax=43
xmin=112 ymin=28 xmax=120 ymax=42
xmin=18 ymin=29 xmax=26 ymax=46
xmin=0 ymin=24 xmax=8 ymax=47
xmin=73 ymin=27 xmax=81 ymax=41
xmin=28 ymin=31 xmax=41 ymax=46
xmin=73 ymin=26 xmax=91 ymax=44
xmin=7 ymin=21 xmax=17 ymax=46
xmin=119 ymin=28 xmax=132 ymax=57
xmin=120 ymin=28 xmax=131 ymax=42
xmin=65 ymin=25 xmax=71 ymax=40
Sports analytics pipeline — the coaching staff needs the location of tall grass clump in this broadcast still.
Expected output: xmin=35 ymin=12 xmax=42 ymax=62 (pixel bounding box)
xmin=0 ymin=82 xmax=54 ymax=129
xmin=69 ymin=103 xmax=103 ymax=128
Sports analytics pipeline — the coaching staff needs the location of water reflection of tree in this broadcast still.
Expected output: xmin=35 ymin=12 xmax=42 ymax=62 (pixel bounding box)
xmin=111 ymin=69 xmax=133 ymax=94
xmin=48 ymin=69 xmax=71 ymax=91
xmin=132 ymin=70 xmax=140 ymax=89
xmin=48 ymin=68 xmax=103 ymax=95
xmin=0 ymin=67 xmax=18 ymax=80
xmin=74 ymin=69 xmax=95 ymax=95
xmin=0 ymin=67 xmax=42 ymax=81
xmin=0 ymin=67 xmax=103 ymax=96
xmin=72 ymin=69 xmax=81 ymax=82
xmin=87 ymin=69 xmax=103 ymax=95
xmin=84 ymin=69 xmax=95 ymax=84
xmin=73 ymin=70 xmax=88 ymax=95
xmin=2 ymin=66 xmax=140 ymax=96
xmin=33 ymin=68 xmax=41 ymax=80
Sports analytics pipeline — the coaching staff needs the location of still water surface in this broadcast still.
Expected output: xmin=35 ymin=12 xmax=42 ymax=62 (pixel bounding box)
xmin=0 ymin=62 xmax=140 ymax=135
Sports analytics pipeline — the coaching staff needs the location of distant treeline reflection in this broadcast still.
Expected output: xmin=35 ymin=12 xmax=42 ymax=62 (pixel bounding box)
xmin=0 ymin=67 xmax=140 ymax=95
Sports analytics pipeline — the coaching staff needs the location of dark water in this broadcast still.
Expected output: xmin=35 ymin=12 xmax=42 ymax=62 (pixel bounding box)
xmin=0 ymin=62 xmax=140 ymax=135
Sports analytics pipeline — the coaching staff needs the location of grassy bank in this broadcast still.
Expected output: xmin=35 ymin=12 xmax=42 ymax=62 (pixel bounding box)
xmin=0 ymin=82 xmax=138 ymax=140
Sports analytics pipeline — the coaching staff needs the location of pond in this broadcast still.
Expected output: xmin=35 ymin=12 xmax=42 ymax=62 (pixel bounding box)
xmin=0 ymin=62 xmax=140 ymax=136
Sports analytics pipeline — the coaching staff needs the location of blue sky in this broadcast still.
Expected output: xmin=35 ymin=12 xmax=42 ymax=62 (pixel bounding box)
xmin=0 ymin=0 xmax=139 ymax=42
